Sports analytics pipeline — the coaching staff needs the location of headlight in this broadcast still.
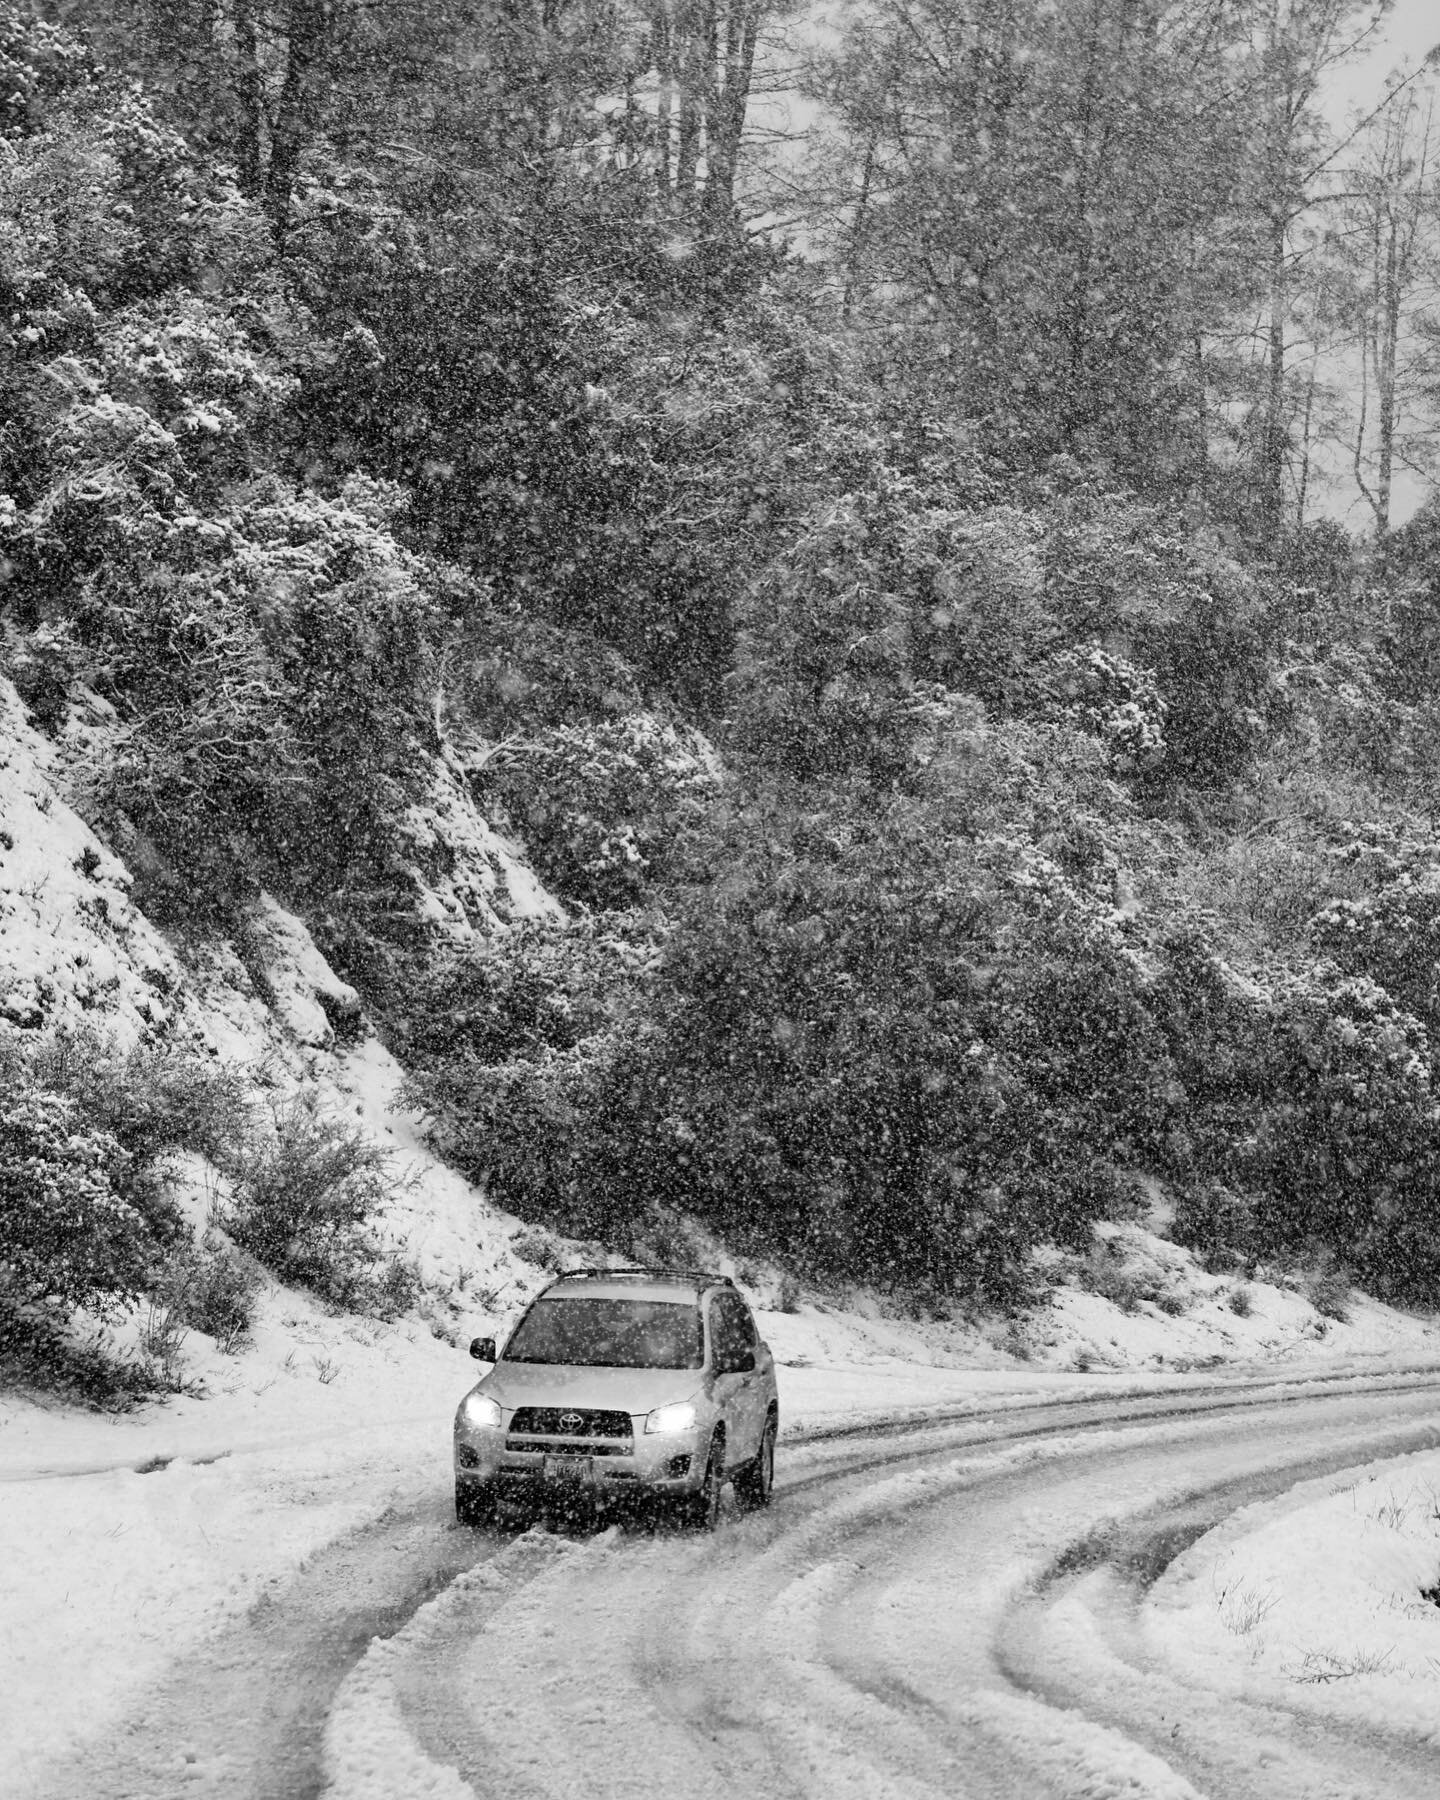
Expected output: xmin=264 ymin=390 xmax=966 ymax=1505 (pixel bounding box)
xmin=459 ymin=1392 xmax=503 ymax=1431
xmin=644 ymin=1401 xmax=698 ymax=1435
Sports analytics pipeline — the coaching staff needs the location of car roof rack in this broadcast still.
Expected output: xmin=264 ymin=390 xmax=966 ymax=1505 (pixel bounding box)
xmin=545 ymin=1266 xmax=735 ymax=1290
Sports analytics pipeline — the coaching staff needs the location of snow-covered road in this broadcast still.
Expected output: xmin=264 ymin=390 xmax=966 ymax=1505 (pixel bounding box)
xmin=20 ymin=1370 xmax=1440 ymax=1800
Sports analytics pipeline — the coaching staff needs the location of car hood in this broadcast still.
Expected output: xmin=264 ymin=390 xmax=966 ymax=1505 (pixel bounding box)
xmin=477 ymin=1361 xmax=703 ymax=1415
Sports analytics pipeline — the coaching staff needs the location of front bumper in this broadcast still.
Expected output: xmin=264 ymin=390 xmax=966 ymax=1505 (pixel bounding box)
xmin=454 ymin=1422 xmax=704 ymax=1496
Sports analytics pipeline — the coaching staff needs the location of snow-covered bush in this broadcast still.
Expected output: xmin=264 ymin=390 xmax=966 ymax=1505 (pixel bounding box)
xmin=0 ymin=10 xmax=94 ymax=137
xmin=1171 ymin=1182 xmax=1257 ymax=1272
xmin=1039 ymin=645 xmax=1166 ymax=768
xmin=433 ymin=763 xmax=1172 ymax=1298
xmin=731 ymin=494 xmax=959 ymax=788
xmin=405 ymin=915 xmax=663 ymax=1242
xmin=0 ymin=19 xmax=443 ymax=937
xmin=894 ymin=499 xmax=1053 ymax=710
xmin=16 ymin=1027 xmax=251 ymax=1185
xmin=0 ymin=1091 xmax=151 ymax=1314
xmin=223 ymin=1100 xmax=412 ymax=1315
xmin=1038 ymin=492 xmax=1276 ymax=794
xmin=0 ymin=1028 xmax=256 ymax=1340
xmin=486 ymin=714 xmax=720 ymax=908
xmin=1309 ymin=821 xmax=1440 ymax=1028
xmin=403 ymin=913 xmax=661 ymax=1068
xmin=1154 ymin=926 xmax=1440 ymax=1301
xmin=150 ymin=1233 xmax=262 ymax=1353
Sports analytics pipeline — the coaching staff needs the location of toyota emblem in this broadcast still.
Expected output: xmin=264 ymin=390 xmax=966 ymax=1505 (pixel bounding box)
xmin=559 ymin=1412 xmax=583 ymax=1432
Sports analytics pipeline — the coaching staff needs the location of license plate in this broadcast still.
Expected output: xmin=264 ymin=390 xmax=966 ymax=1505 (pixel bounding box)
xmin=544 ymin=1455 xmax=590 ymax=1483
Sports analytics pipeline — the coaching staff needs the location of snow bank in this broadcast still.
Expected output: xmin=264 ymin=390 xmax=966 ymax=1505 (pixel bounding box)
xmin=0 ymin=1307 xmax=460 ymax=1798
xmin=1023 ymin=1221 xmax=1440 ymax=1373
xmin=1146 ymin=1447 xmax=1440 ymax=1740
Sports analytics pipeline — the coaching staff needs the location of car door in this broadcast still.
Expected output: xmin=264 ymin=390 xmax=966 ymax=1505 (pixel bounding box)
xmin=709 ymin=1291 xmax=765 ymax=1468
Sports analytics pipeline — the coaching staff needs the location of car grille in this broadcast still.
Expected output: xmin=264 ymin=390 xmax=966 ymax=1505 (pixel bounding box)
xmin=510 ymin=1407 xmax=633 ymax=1441
xmin=507 ymin=1438 xmax=629 ymax=1458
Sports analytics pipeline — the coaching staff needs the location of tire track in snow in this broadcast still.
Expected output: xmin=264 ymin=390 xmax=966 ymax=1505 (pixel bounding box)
xmin=18 ymin=1372 xmax=1440 ymax=1800
xmin=388 ymin=1378 xmax=1440 ymax=1800
xmin=19 ymin=1495 xmax=515 ymax=1800
xmin=992 ymin=1419 xmax=1440 ymax=1800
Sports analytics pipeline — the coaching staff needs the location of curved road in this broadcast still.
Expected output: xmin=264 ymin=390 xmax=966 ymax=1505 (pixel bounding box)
xmin=28 ymin=1370 xmax=1440 ymax=1800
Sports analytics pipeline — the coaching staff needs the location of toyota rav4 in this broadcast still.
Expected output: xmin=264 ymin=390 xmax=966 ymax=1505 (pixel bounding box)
xmin=453 ymin=1268 xmax=779 ymax=1529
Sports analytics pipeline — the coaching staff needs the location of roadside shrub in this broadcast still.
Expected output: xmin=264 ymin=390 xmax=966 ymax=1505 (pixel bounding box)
xmin=1300 ymin=1250 xmax=1351 ymax=1323
xmin=365 ymin=1253 xmax=424 ymax=1321
xmin=1161 ymin=929 xmax=1440 ymax=1299
xmin=0 ymin=1091 xmax=153 ymax=1313
xmin=417 ymin=1047 xmax=605 ymax=1239
xmin=424 ymin=775 xmax=1173 ymax=1301
xmin=0 ymin=1291 xmax=180 ymax=1409
xmin=153 ymin=1233 xmax=263 ymax=1352
xmin=509 ymin=1225 xmax=566 ymax=1271
xmin=0 ymin=1028 xmax=253 ymax=1253
xmin=1082 ymin=1243 xmax=1156 ymax=1314
xmin=135 ymin=1296 xmax=194 ymax=1392
xmin=1248 ymin=975 xmax=1438 ymax=1262
xmin=0 ymin=1026 xmax=266 ymax=1393
xmin=223 ymin=1101 xmax=401 ymax=1312
xmin=17 ymin=1028 xmax=251 ymax=1175
xmin=1171 ymin=1181 xmax=1257 ymax=1271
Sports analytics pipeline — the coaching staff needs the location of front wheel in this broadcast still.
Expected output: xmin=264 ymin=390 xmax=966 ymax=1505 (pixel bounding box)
xmin=682 ymin=1436 xmax=724 ymax=1532
xmin=734 ymin=1414 xmax=776 ymax=1511
xmin=455 ymin=1477 xmax=497 ymax=1527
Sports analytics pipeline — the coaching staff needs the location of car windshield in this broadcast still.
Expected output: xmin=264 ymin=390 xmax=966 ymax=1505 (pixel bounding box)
xmin=503 ymin=1297 xmax=703 ymax=1369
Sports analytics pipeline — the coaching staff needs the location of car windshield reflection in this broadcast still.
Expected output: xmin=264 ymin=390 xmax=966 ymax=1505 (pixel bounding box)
xmin=503 ymin=1297 xmax=703 ymax=1369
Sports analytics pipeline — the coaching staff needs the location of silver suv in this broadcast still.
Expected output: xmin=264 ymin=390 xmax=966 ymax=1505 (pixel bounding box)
xmin=454 ymin=1268 xmax=779 ymax=1529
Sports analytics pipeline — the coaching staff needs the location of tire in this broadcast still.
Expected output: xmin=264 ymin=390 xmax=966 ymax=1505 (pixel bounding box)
xmin=734 ymin=1413 xmax=776 ymax=1512
xmin=455 ymin=1477 xmax=497 ymax=1527
xmin=683 ymin=1435 xmax=724 ymax=1532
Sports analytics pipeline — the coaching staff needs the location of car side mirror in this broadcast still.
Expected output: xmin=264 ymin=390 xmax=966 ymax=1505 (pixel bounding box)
xmin=470 ymin=1336 xmax=497 ymax=1362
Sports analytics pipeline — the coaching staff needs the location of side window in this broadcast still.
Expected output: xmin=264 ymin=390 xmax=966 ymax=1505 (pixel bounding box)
xmin=726 ymin=1293 xmax=757 ymax=1346
xmin=710 ymin=1292 xmax=754 ymax=1368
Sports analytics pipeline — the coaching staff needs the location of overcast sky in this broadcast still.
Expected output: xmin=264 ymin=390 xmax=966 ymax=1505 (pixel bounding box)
xmin=1329 ymin=2 xmax=1440 ymax=120
xmin=1311 ymin=6 xmax=1440 ymax=528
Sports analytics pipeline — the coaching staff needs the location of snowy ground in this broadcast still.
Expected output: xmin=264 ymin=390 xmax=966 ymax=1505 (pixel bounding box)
xmin=5 ymin=1249 xmax=1439 ymax=1799
xmin=4 ymin=1035 xmax=1439 ymax=1793
xmin=1148 ymin=1446 xmax=1440 ymax=1743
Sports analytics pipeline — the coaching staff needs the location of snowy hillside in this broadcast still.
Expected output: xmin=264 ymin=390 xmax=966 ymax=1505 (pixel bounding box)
xmin=0 ymin=667 xmax=574 ymax=1336
xmin=1 ymin=672 xmax=559 ymax=1051
xmin=5 ymin=665 xmax=1440 ymax=1796
xmin=5 ymin=654 xmax=1440 ymax=1382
